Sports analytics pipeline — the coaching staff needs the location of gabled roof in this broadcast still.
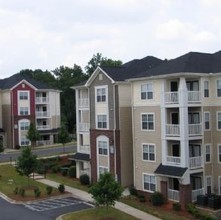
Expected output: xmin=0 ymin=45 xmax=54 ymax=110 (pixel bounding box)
xmin=0 ymin=73 xmax=56 ymax=90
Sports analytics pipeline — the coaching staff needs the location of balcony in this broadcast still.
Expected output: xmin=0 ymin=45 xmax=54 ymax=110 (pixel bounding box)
xmin=36 ymin=97 xmax=49 ymax=104
xmin=78 ymin=98 xmax=89 ymax=108
xmin=36 ymin=140 xmax=52 ymax=146
xmin=36 ymin=125 xmax=50 ymax=130
xmin=166 ymin=156 xmax=181 ymax=166
xmin=188 ymin=124 xmax=202 ymax=136
xmin=80 ymin=169 xmax=90 ymax=177
xmin=165 ymin=92 xmax=179 ymax=104
xmin=189 ymin=156 xmax=203 ymax=169
xmin=168 ymin=189 xmax=179 ymax=201
xmin=36 ymin=111 xmax=49 ymax=118
xmin=79 ymin=145 xmax=90 ymax=154
xmin=79 ymin=123 xmax=90 ymax=132
xmin=188 ymin=91 xmax=201 ymax=103
xmin=192 ymin=188 xmax=204 ymax=202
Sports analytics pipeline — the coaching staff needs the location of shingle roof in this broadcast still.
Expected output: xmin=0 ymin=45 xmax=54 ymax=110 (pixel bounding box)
xmin=0 ymin=73 xmax=55 ymax=90
xmin=154 ymin=164 xmax=187 ymax=177
xmin=69 ymin=153 xmax=90 ymax=161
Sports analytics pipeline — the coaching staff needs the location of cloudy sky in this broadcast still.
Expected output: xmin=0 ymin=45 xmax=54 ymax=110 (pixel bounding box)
xmin=0 ymin=0 xmax=221 ymax=78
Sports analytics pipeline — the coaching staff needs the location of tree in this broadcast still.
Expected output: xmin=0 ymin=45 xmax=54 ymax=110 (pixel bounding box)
xmin=0 ymin=140 xmax=4 ymax=153
xmin=27 ymin=122 xmax=40 ymax=147
xmin=85 ymin=53 xmax=122 ymax=76
xmin=89 ymin=172 xmax=123 ymax=209
xmin=16 ymin=147 xmax=38 ymax=185
xmin=58 ymin=123 xmax=69 ymax=153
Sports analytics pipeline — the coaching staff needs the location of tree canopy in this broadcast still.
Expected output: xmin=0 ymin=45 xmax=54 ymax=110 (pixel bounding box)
xmin=58 ymin=123 xmax=70 ymax=153
xmin=26 ymin=122 xmax=40 ymax=147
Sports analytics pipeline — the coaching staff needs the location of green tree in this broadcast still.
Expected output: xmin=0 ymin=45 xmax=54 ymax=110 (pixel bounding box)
xmin=89 ymin=172 xmax=123 ymax=209
xmin=16 ymin=147 xmax=38 ymax=185
xmin=0 ymin=140 xmax=4 ymax=153
xmin=58 ymin=123 xmax=69 ymax=153
xmin=85 ymin=53 xmax=122 ymax=76
xmin=27 ymin=122 xmax=40 ymax=147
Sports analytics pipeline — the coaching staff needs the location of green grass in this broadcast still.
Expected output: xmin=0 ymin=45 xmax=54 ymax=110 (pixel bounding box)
xmin=0 ymin=164 xmax=59 ymax=199
xmin=62 ymin=207 xmax=139 ymax=220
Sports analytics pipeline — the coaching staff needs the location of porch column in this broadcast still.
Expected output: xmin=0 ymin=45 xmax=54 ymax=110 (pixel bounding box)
xmin=179 ymin=184 xmax=192 ymax=209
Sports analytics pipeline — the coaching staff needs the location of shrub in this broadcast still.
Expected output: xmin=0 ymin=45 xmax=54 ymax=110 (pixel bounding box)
xmin=173 ymin=202 xmax=181 ymax=211
xmin=46 ymin=186 xmax=53 ymax=195
xmin=68 ymin=166 xmax=76 ymax=178
xmin=150 ymin=191 xmax=164 ymax=206
xmin=80 ymin=174 xmax=90 ymax=185
xmin=51 ymin=165 xmax=60 ymax=173
xmin=138 ymin=194 xmax=146 ymax=202
xmin=61 ymin=169 xmax=68 ymax=176
xmin=14 ymin=187 xmax=18 ymax=194
xmin=58 ymin=184 xmax=65 ymax=193
xmin=34 ymin=187 xmax=41 ymax=198
xmin=19 ymin=188 xmax=25 ymax=197
xmin=129 ymin=185 xmax=138 ymax=196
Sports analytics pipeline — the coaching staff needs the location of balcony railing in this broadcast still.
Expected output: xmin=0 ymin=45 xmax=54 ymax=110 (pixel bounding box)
xmin=80 ymin=169 xmax=90 ymax=177
xmin=79 ymin=145 xmax=90 ymax=154
xmin=188 ymin=91 xmax=201 ymax=103
xmin=166 ymin=124 xmax=180 ymax=136
xmin=192 ymin=188 xmax=204 ymax=202
xmin=78 ymin=98 xmax=89 ymax=108
xmin=188 ymin=124 xmax=202 ymax=136
xmin=79 ymin=123 xmax=90 ymax=132
xmin=35 ymin=97 xmax=49 ymax=103
xmin=36 ymin=125 xmax=50 ymax=130
xmin=165 ymin=92 xmax=179 ymax=104
xmin=36 ymin=111 xmax=49 ymax=117
xmin=36 ymin=140 xmax=52 ymax=146
xmin=168 ymin=189 xmax=179 ymax=201
xmin=166 ymin=156 xmax=181 ymax=165
xmin=189 ymin=156 xmax=203 ymax=169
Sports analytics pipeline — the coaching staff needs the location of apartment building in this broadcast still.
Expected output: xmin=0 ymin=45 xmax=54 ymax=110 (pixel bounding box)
xmin=0 ymin=73 xmax=60 ymax=149
xmin=130 ymin=51 xmax=221 ymax=207
xmin=72 ymin=56 xmax=163 ymax=186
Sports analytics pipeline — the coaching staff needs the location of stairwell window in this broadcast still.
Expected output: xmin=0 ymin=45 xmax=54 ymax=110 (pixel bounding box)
xmin=143 ymin=174 xmax=156 ymax=192
xmin=96 ymin=87 xmax=107 ymax=102
xmin=205 ymin=144 xmax=211 ymax=163
xmin=204 ymin=81 xmax=209 ymax=97
xmin=97 ymin=115 xmax=107 ymax=129
xmin=19 ymin=107 xmax=29 ymax=115
xmin=141 ymin=113 xmax=154 ymax=130
xmin=141 ymin=83 xmax=153 ymax=100
xmin=143 ymin=144 xmax=155 ymax=161
xmin=217 ymin=80 xmax=221 ymax=97
xmin=218 ymin=145 xmax=221 ymax=163
xmin=98 ymin=141 xmax=108 ymax=155
xmin=20 ymin=121 xmax=29 ymax=130
xmin=19 ymin=91 xmax=29 ymax=100
xmin=204 ymin=112 xmax=210 ymax=130
xmin=217 ymin=112 xmax=221 ymax=130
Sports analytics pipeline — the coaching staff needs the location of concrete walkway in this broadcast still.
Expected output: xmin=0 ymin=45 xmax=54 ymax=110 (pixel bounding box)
xmin=37 ymin=179 xmax=161 ymax=220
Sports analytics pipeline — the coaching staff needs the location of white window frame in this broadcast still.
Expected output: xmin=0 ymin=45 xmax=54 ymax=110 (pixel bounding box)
xmin=218 ymin=144 xmax=221 ymax=163
xmin=217 ymin=112 xmax=221 ymax=130
xmin=219 ymin=176 xmax=221 ymax=195
xmin=20 ymin=120 xmax=30 ymax=131
xmin=205 ymin=144 xmax=211 ymax=163
xmin=141 ymin=113 xmax=155 ymax=131
xmin=142 ymin=143 xmax=156 ymax=162
xmin=204 ymin=112 xmax=210 ymax=131
xmin=20 ymin=135 xmax=30 ymax=146
xmin=143 ymin=173 xmax=156 ymax=192
xmin=97 ymin=114 xmax=108 ymax=129
xmin=98 ymin=166 xmax=109 ymax=177
xmin=95 ymin=86 xmax=107 ymax=103
xmin=205 ymin=176 xmax=212 ymax=194
xmin=98 ymin=140 xmax=108 ymax=156
xmin=204 ymin=80 xmax=209 ymax=98
xmin=19 ymin=107 xmax=29 ymax=115
xmin=18 ymin=91 xmax=29 ymax=100
xmin=141 ymin=83 xmax=153 ymax=100
xmin=217 ymin=80 xmax=221 ymax=97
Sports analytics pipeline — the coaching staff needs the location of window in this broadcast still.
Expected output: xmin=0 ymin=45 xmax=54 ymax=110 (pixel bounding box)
xmin=142 ymin=114 xmax=154 ymax=130
xmin=143 ymin=174 xmax=156 ymax=192
xmin=204 ymin=81 xmax=209 ymax=97
xmin=188 ymin=112 xmax=200 ymax=124
xmin=20 ymin=121 xmax=29 ymax=130
xmin=98 ymin=166 xmax=108 ymax=176
xmin=19 ymin=107 xmax=29 ymax=115
xmin=19 ymin=91 xmax=28 ymax=100
xmin=205 ymin=176 xmax=212 ymax=194
xmin=205 ymin=144 xmax=211 ymax=163
xmin=217 ymin=80 xmax=221 ymax=97
xmin=96 ymin=87 xmax=106 ymax=102
xmin=217 ymin=112 xmax=221 ymax=130
xmin=141 ymin=83 xmax=153 ymax=100
xmin=204 ymin=112 xmax=210 ymax=130
xmin=187 ymin=81 xmax=199 ymax=91
xmin=219 ymin=177 xmax=221 ymax=195
xmin=98 ymin=140 xmax=108 ymax=155
xmin=218 ymin=145 xmax=221 ymax=163
xmin=97 ymin=115 xmax=107 ymax=129
xmin=20 ymin=136 xmax=30 ymax=146
xmin=143 ymin=144 xmax=155 ymax=161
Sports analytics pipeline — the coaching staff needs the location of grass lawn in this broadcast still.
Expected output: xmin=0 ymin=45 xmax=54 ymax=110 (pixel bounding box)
xmin=62 ymin=207 xmax=139 ymax=220
xmin=0 ymin=164 xmax=60 ymax=201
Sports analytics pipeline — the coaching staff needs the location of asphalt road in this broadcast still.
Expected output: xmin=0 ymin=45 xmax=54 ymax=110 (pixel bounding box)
xmin=0 ymin=196 xmax=92 ymax=220
xmin=0 ymin=145 xmax=77 ymax=163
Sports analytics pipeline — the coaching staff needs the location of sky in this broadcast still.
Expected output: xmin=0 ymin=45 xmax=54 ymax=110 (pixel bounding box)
xmin=0 ymin=0 xmax=221 ymax=78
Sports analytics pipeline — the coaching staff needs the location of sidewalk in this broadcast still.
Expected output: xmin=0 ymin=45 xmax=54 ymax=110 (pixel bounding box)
xmin=37 ymin=179 xmax=161 ymax=220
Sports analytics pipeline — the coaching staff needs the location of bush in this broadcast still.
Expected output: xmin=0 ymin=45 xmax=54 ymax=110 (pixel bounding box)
xmin=58 ymin=184 xmax=65 ymax=193
xmin=150 ymin=191 xmax=164 ymax=206
xmin=129 ymin=185 xmax=138 ymax=196
xmin=51 ymin=165 xmax=60 ymax=173
xmin=138 ymin=194 xmax=146 ymax=202
xmin=80 ymin=174 xmax=90 ymax=185
xmin=34 ymin=187 xmax=41 ymax=198
xmin=61 ymin=169 xmax=68 ymax=176
xmin=14 ymin=187 xmax=18 ymax=195
xmin=173 ymin=202 xmax=181 ymax=211
xmin=19 ymin=188 xmax=25 ymax=197
xmin=46 ymin=186 xmax=53 ymax=195
xmin=68 ymin=166 xmax=76 ymax=178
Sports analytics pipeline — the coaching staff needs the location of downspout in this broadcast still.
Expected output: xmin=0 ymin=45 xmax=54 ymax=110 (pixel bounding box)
xmin=113 ymin=84 xmax=117 ymax=180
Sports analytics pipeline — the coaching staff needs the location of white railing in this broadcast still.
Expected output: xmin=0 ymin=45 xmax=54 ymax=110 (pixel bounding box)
xmin=166 ymin=156 xmax=181 ymax=165
xmin=165 ymin=92 xmax=179 ymax=104
xmin=36 ymin=140 xmax=52 ymax=146
xmin=35 ymin=97 xmax=49 ymax=103
xmin=188 ymin=124 xmax=202 ymax=136
xmin=36 ymin=111 xmax=50 ymax=117
xmin=166 ymin=124 xmax=180 ymax=136
xmin=188 ymin=91 xmax=201 ymax=103
xmin=79 ymin=123 xmax=90 ymax=132
xmin=189 ymin=156 xmax=203 ymax=168
xmin=79 ymin=145 xmax=90 ymax=154
xmin=168 ymin=189 xmax=180 ymax=201
xmin=36 ymin=125 xmax=50 ymax=130
xmin=78 ymin=98 xmax=89 ymax=108
xmin=80 ymin=169 xmax=90 ymax=177
xmin=192 ymin=188 xmax=204 ymax=202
